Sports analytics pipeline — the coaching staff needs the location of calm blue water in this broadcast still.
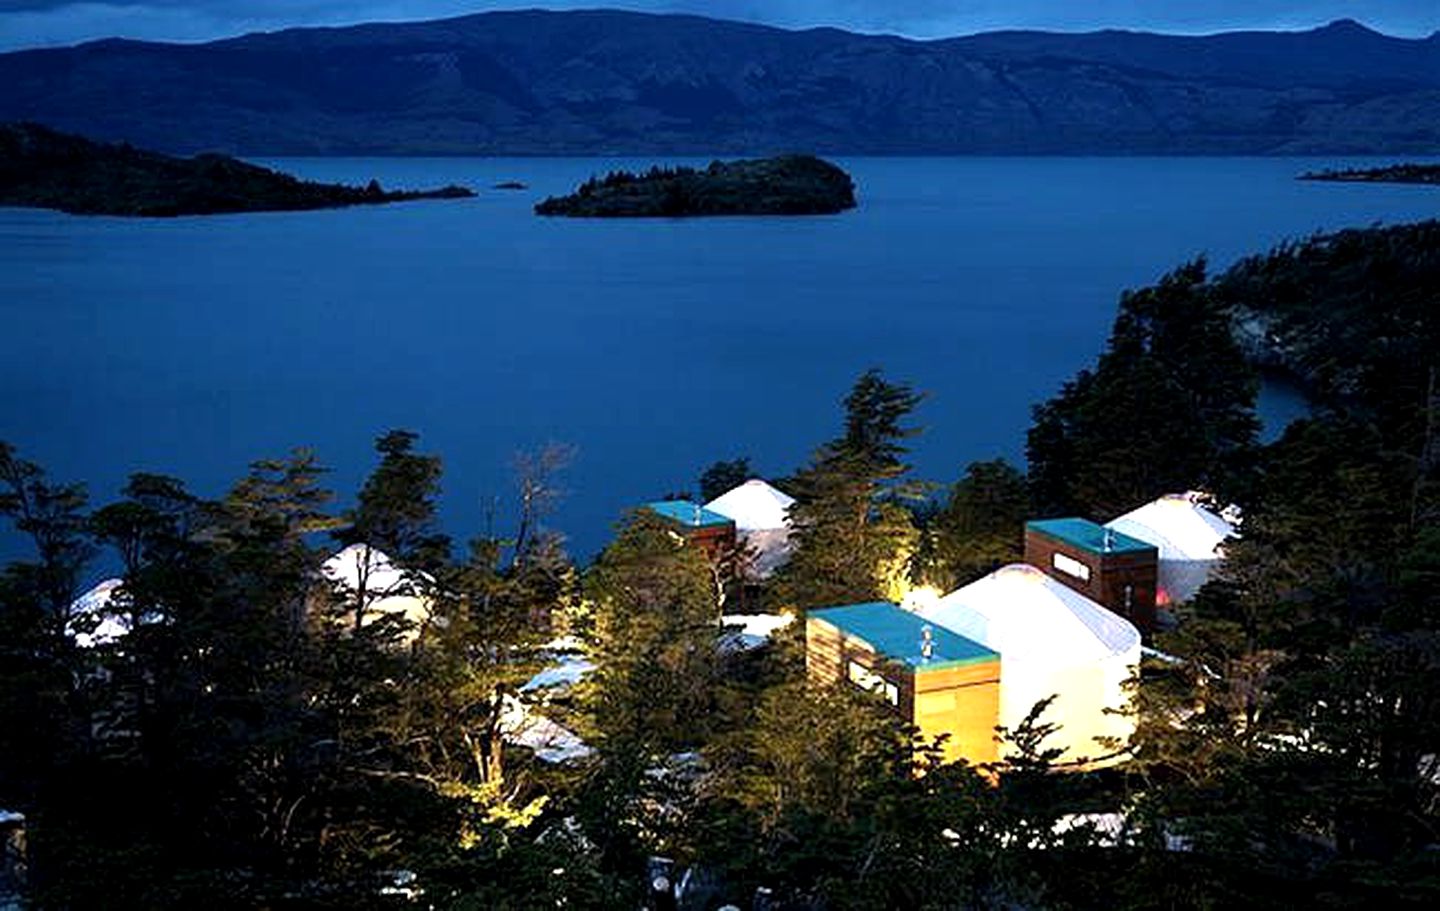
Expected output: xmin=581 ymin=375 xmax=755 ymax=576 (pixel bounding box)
xmin=2 ymin=157 xmax=1437 ymax=566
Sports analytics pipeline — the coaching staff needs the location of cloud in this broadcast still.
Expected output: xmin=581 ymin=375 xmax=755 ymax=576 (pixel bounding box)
xmin=2 ymin=1 xmax=1437 ymax=52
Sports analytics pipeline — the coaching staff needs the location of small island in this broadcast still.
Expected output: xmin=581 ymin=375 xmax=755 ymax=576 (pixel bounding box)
xmin=534 ymin=154 xmax=856 ymax=217
xmin=1299 ymin=163 xmax=1440 ymax=186
xmin=0 ymin=122 xmax=475 ymax=217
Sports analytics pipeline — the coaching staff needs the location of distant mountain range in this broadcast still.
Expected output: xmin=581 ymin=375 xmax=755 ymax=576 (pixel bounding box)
xmin=1 ymin=9 xmax=1438 ymax=155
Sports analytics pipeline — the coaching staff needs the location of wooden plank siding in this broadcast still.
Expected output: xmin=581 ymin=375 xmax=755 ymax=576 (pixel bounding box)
xmin=913 ymin=666 xmax=1000 ymax=767
xmin=806 ymin=616 xmax=1001 ymax=767
xmin=1024 ymin=527 xmax=1158 ymax=635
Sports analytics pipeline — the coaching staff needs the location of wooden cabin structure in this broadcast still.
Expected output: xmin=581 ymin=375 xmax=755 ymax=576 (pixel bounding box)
xmin=644 ymin=499 xmax=737 ymax=557
xmin=807 ymin=602 xmax=1001 ymax=766
xmin=1024 ymin=518 xmax=1159 ymax=636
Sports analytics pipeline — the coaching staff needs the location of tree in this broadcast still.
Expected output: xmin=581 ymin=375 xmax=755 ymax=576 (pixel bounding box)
xmin=511 ymin=442 xmax=576 ymax=571
xmin=332 ymin=430 xmax=447 ymax=635
xmin=1027 ymin=261 xmax=1260 ymax=518
xmin=0 ymin=445 xmax=93 ymax=869
xmin=1122 ymin=410 xmax=1440 ymax=908
xmin=0 ymin=441 xmax=94 ymax=619
xmin=920 ymin=458 xmax=1030 ymax=590
xmin=697 ymin=680 xmax=1004 ymax=909
xmin=698 ymin=456 xmax=752 ymax=504
xmin=90 ymin=473 xmax=197 ymax=577
xmin=576 ymin=512 xmax=720 ymax=873
xmin=338 ymin=429 xmax=447 ymax=564
xmin=776 ymin=370 xmax=925 ymax=609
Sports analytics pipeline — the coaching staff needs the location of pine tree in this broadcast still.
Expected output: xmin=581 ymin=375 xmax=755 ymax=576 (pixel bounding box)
xmin=576 ymin=512 xmax=720 ymax=874
xmin=339 ymin=429 xmax=447 ymax=564
xmin=776 ymin=369 xmax=925 ymax=610
xmin=921 ymin=458 xmax=1030 ymax=590
xmin=332 ymin=429 xmax=447 ymax=635
xmin=698 ymin=456 xmax=752 ymax=503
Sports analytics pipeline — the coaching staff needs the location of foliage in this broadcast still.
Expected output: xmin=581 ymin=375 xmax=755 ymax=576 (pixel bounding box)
xmin=697 ymin=681 xmax=1002 ymax=909
xmin=775 ymin=369 xmax=926 ymax=610
xmin=917 ymin=458 xmax=1030 ymax=591
xmin=5 ymin=221 xmax=1440 ymax=908
xmin=0 ymin=436 xmax=589 ymax=908
xmin=697 ymin=456 xmax=752 ymax=504
xmin=534 ymin=155 xmax=857 ymax=217
xmin=1027 ymin=259 xmax=1260 ymax=518
xmin=1216 ymin=220 xmax=1440 ymax=454
xmin=574 ymin=512 xmax=721 ymax=876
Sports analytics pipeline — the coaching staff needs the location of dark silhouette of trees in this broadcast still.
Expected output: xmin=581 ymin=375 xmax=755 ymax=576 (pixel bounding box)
xmin=1028 ymin=260 xmax=1259 ymax=518
xmin=698 ymin=457 xmax=752 ymax=504
xmin=775 ymin=369 xmax=925 ymax=610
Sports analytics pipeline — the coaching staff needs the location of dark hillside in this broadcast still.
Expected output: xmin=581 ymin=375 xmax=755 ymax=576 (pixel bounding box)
xmin=1 ymin=10 xmax=1437 ymax=155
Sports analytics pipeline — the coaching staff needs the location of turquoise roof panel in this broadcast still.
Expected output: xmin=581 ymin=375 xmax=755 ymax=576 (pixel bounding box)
xmin=810 ymin=601 xmax=998 ymax=671
xmin=1027 ymin=518 xmax=1155 ymax=556
xmin=645 ymin=500 xmax=734 ymax=528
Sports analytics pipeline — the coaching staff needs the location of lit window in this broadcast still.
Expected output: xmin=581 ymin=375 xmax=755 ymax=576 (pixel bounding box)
xmin=847 ymin=660 xmax=899 ymax=705
xmin=1053 ymin=552 xmax=1091 ymax=582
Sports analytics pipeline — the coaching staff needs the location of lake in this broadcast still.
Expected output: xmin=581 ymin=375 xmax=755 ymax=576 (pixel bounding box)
xmin=2 ymin=156 xmax=1437 ymax=566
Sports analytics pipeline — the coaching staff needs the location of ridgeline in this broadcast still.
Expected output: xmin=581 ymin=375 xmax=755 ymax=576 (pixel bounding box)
xmin=534 ymin=155 xmax=856 ymax=217
xmin=2 ymin=12 xmax=1438 ymax=155
xmin=0 ymin=122 xmax=474 ymax=216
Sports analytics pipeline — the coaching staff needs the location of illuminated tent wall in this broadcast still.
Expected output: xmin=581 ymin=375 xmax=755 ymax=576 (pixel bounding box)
xmin=321 ymin=544 xmax=432 ymax=643
xmin=704 ymin=478 xmax=797 ymax=579
xmin=1105 ymin=492 xmax=1237 ymax=607
xmin=920 ymin=564 xmax=1141 ymax=767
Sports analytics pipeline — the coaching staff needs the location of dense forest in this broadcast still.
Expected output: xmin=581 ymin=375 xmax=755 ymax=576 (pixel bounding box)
xmin=0 ymin=123 xmax=473 ymax=217
xmin=2 ymin=220 xmax=1438 ymax=908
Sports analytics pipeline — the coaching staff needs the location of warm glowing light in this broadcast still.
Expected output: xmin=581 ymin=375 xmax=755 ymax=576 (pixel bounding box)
xmin=900 ymin=585 xmax=943 ymax=614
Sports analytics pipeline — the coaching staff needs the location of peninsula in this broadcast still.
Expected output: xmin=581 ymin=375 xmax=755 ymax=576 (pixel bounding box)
xmin=534 ymin=155 xmax=856 ymax=218
xmin=1300 ymin=163 xmax=1440 ymax=185
xmin=0 ymin=122 xmax=474 ymax=216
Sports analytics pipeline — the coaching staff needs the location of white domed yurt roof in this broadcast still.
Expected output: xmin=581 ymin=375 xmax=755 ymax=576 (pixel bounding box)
xmin=1104 ymin=492 xmax=1236 ymax=562
xmin=922 ymin=564 xmax=1141 ymax=666
xmin=704 ymin=479 xmax=795 ymax=532
xmin=322 ymin=543 xmax=417 ymax=594
xmin=69 ymin=578 xmax=131 ymax=648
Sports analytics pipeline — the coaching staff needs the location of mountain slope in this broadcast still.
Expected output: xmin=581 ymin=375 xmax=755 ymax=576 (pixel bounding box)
xmin=1 ymin=10 xmax=1437 ymax=155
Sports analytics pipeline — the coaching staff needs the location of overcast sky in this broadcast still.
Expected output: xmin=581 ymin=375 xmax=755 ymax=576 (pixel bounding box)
xmin=2 ymin=2 xmax=1438 ymax=52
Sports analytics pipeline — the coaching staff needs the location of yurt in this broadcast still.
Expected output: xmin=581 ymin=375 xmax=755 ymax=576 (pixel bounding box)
xmin=919 ymin=564 xmax=1141 ymax=767
xmin=321 ymin=544 xmax=432 ymax=642
xmin=704 ymin=479 xmax=797 ymax=579
xmin=68 ymin=578 xmax=133 ymax=648
xmin=1105 ymin=492 xmax=1238 ymax=606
